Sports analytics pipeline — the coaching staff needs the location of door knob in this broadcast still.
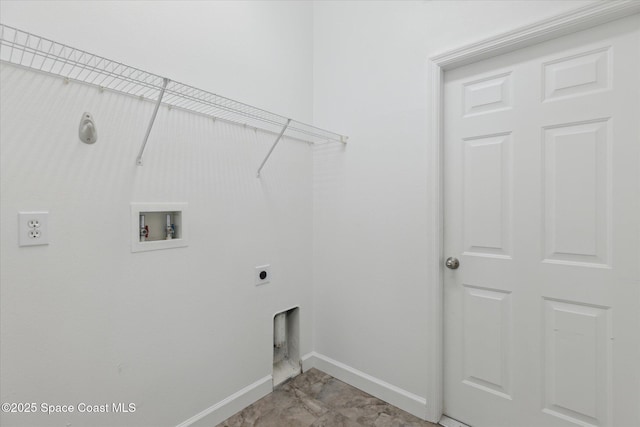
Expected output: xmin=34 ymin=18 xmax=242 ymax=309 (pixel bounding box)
xmin=445 ymin=257 xmax=460 ymax=270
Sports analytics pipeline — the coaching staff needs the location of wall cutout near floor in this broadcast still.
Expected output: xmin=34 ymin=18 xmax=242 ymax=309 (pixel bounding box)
xmin=273 ymin=307 xmax=301 ymax=386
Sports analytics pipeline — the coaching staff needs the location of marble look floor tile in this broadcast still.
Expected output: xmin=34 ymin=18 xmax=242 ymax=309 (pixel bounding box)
xmin=310 ymin=410 xmax=362 ymax=427
xmin=217 ymin=384 xmax=326 ymax=427
xmin=288 ymin=368 xmax=333 ymax=396
xmin=330 ymin=393 xmax=432 ymax=427
xmin=308 ymin=377 xmax=436 ymax=427
xmin=216 ymin=369 xmax=438 ymax=427
xmin=312 ymin=378 xmax=386 ymax=411
xmin=370 ymin=410 xmax=438 ymax=427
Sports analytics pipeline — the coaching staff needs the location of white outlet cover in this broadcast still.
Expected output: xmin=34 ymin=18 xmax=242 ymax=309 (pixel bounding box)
xmin=255 ymin=265 xmax=271 ymax=286
xmin=19 ymin=211 xmax=49 ymax=247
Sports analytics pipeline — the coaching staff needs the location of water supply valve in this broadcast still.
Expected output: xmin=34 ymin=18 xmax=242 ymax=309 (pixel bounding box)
xmin=139 ymin=214 xmax=149 ymax=241
xmin=165 ymin=214 xmax=175 ymax=240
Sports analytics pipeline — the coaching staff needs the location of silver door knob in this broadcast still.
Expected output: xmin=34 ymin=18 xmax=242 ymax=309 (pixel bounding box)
xmin=445 ymin=257 xmax=460 ymax=270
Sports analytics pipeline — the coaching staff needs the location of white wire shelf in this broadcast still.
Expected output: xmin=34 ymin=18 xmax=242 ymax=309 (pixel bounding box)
xmin=0 ymin=23 xmax=347 ymax=171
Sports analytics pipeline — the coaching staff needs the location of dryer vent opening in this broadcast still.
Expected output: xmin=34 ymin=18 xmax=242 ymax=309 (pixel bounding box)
xmin=272 ymin=307 xmax=301 ymax=387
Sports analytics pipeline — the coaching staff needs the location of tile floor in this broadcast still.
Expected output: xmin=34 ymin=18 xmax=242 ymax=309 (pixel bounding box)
xmin=216 ymin=368 xmax=439 ymax=427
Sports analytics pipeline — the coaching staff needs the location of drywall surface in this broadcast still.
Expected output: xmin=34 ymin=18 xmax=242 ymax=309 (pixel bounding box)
xmin=312 ymin=0 xmax=594 ymax=405
xmin=0 ymin=3 xmax=313 ymax=427
xmin=0 ymin=1 xmax=601 ymax=425
xmin=0 ymin=0 xmax=312 ymax=122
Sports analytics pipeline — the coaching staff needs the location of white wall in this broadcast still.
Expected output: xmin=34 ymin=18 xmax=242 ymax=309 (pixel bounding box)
xmin=0 ymin=2 xmax=314 ymax=427
xmin=0 ymin=1 xmax=312 ymax=121
xmin=0 ymin=1 xmax=601 ymax=426
xmin=312 ymin=0 xmax=594 ymax=409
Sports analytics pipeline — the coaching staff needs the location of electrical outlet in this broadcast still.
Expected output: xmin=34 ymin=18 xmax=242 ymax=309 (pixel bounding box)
xmin=19 ymin=211 xmax=49 ymax=247
xmin=255 ymin=265 xmax=271 ymax=286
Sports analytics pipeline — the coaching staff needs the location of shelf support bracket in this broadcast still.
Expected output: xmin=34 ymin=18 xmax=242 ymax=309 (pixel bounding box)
xmin=136 ymin=77 xmax=170 ymax=166
xmin=256 ymin=118 xmax=291 ymax=178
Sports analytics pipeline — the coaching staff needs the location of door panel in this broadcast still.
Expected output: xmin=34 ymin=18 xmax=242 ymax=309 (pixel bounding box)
xmin=462 ymin=133 xmax=513 ymax=258
xmin=443 ymin=15 xmax=639 ymax=427
xmin=542 ymin=299 xmax=611 ymax=426
xmin=542 ymin=119 xmax=610 ymax=267
xmin=463 ymin=72 xmax=513 ymax=117
xmin=462 ymin=285 xmax=512 ymax=400
xmin=542 ymin=47 xmax=610 ymax=101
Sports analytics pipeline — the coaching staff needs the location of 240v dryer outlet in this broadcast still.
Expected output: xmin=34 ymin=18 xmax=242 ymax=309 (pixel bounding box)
xmin=255 ymin=265 xmax=271 ymax=286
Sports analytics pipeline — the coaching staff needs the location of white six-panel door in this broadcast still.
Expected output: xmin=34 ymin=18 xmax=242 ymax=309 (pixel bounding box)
xmin=443 ymin=14 xmax=639 ymax=427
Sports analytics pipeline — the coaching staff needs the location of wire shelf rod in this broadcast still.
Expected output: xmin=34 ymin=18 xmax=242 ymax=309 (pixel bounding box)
xmin=257 ymin=119 xmax=291 ymax=178
xmin=136 ymin=77 xmax=170 ymax=166
xmin=0 ymin=23 xmax=348 ymax=151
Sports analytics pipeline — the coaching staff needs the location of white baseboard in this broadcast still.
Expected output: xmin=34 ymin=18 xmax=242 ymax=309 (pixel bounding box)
xmin=439 ymin=414 xmax=471 ymax=427
xmin=301 ymin=352 xmax=317 ymax=372
xmin=176 ymin=352 xmax=429 ymax=426
xmin=175 ymin=375 xmax=272 ymax=427
xmin=301 ymin=352 xmax=428 ymax=420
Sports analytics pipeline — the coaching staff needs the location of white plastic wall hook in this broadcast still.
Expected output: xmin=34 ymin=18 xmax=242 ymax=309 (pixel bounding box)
xmin=78 ymin=112 xmax=97 ymax=144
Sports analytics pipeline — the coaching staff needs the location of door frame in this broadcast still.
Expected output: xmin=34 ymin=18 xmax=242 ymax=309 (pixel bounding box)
xmin=425 ymin=1 xmax=640 ymax=422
